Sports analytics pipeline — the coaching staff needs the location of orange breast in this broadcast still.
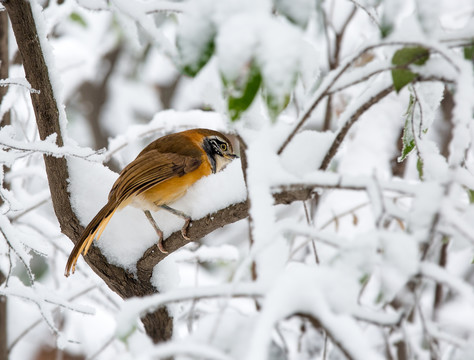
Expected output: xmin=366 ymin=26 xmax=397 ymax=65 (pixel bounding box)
xmin=139 ymin=155 xmax=212 ymax=206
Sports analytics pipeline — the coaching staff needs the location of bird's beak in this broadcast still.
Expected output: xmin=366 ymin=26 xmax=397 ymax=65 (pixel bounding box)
xmin=226 ymin=153 xmax=239 ymax=160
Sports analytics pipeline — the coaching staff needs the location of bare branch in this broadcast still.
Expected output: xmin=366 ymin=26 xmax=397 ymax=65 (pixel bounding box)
xmin=320 ymin=84 xmax=394 ymax=170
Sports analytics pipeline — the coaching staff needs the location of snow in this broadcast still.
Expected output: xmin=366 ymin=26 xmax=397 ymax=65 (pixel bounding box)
xmin=151 ymin=254 xmax=180 ymax=293
xmin=257 ymin=19 xmax=304 ymax=106
xmin=0 ymin=125 xmax=103 ymax=164
xmin=274 ymin=0 xmax=314 ymax=28
xmin=116 ymin=282 xmax=265 ymax=339
xmin=247 ymin=263 xmax=383 ymax=360
xmin=122 ymin=339 xmax=233 ymax=360
xmin=30 ymin=0 xmax=69 ymax=138
xmin=408 ymin=181 xmax=444 ymax=239
xmin=216 ymin=14 xmax=260 ymax=83
xmin=415 ymin=0 xmax=442 ymax=36
xmin=110 ymin=0 xmax=175 ymax=57
xmin=378 ymin=231 xmax=419 ymax=300
xmin=3 ymin=0 xmax=474 ymax=358
xmin=175 ymin=0 xmax=216 ymax=70
xmin=217 ymin=12 xmax=305 ymax=116
xmin=448 ymin=60 xmax=474 ymax=167
xmin=420 ymin=262 xmax=474 ymax=304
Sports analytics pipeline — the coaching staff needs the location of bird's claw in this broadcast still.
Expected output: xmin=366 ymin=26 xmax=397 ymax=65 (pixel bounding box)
xmin=157 ymin=230 xmax=168 ymax=254
xmin=181 ymin=218 xmax=191 ymax=241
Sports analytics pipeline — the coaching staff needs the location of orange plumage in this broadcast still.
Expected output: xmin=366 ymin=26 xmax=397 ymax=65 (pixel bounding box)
xmin=65 ymin=128 xmax=237 ymax=276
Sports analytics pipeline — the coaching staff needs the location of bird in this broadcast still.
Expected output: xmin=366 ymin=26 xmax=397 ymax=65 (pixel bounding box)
xmin=65 ymin=128 xmax=238 ymax=277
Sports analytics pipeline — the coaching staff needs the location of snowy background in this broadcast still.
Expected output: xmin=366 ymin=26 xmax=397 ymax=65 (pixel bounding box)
xmin=0 ymin=0 xmax=474 ymax=359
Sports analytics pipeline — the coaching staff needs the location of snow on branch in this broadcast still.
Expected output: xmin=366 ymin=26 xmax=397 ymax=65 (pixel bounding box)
xmin=420 ymin=262 xmax=474 ymax=304
xmin=0 ymin=77 xmax=40 ymax=94
xmin=110 ymin=0 xmax=176 ymax=58
xmin=125 ymin=340 xmax=232 ymax=360
xmin=0 ymin=125 xmax=104 ymax=164
xmin=116 ymin=282 xmax=265 ymax=338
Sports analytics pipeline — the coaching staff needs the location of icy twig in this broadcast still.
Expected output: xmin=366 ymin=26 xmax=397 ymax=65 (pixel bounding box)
xmin=0 ymin=77 xmax=39 ymax=93
xmin=128 ymin=340 xmax=232 ymax=360
xmin=0 ymin=138 xmax=104 ymax=163
xmin=420 ymin=262 xmax=474 ymax=303
xmin=116 ymin=282 xmax=265 ymax=338
xmin=143 ymin=0 xmax=186 ymax=14
xmin=347 ymin=0 xmax=380 ymax=28
xmin=7 ymin=284 xmax=97 ymax=354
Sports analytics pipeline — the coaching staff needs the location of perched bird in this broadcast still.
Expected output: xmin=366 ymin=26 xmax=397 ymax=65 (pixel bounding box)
xmin=65 ymin=128 xmax=237 ymax=276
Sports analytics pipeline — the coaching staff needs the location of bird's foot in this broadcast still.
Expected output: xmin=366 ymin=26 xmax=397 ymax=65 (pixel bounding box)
xmin=157 ymin=229 xmax=168 ymax=254
xmin=144 ymin=210 xmax=168 ymax=254
xmin=181 ymin=218 xmax=191 ymax=241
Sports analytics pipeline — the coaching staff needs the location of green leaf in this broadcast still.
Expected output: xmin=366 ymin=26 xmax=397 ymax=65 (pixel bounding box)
xmin=416 ymin=157 xmax=424 ymax=180
xmin=464 ymin=44 xmax=474 ymax=62
xmin=391 ymin=47 xmax=430 ymax=92
xmin=392 ymin=69 xmax=418 ymax=93
xmin=264 ymin=91 xmax=291 ymax=122
xmin=467 ymin=189 xmax=474 ymax=204
xmin=261 ymin=69 xmax=297 ymax=121
xmin=178 ymin=38 xmax=215 ymax=77
xmin=375 ymin=291 xmax=384 ymax=304
xmin=399 ymin=130 xmax=415 ymax=162
xmin=380 ymin=23 xmax=393 ymax=39
xmin=359 ymin=273 xmax=369 ymax=285
xmin=398 ymin=95 xmax=416 ymax=162
xmin=274 ymin=0 xmax=312 ymax=29
xmin=226 ymin=62 xmax=262 ymax=121
xmin=393 ymin=47 xmax=430 ymax=66
xmin=176 ymin=20 xmax=216 ymax=77
xmin=69 ymin=12 xmax=87 ymax=28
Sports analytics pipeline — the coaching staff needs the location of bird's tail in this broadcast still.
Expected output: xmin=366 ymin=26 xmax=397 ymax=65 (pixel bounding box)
xmin=65 ymin=200 xmax=119 ymax=277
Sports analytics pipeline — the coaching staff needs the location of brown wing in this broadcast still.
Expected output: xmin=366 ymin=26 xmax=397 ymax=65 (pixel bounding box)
xmin=109 ymin=150 xmax=202 ymax=203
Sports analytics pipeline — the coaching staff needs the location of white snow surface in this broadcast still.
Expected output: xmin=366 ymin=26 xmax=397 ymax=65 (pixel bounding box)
xmin=3 ymin=0 xmax=474 ymax=359
xmin=247 ymin=263 xmax=383 ymax=360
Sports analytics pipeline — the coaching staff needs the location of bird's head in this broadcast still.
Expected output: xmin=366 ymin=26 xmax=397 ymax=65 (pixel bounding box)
xmin=198 ymin=130 xmax=238 ymax=173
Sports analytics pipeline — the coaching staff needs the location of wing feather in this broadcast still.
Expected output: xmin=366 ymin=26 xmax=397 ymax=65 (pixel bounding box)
xmin=109 ymin=151 xmax=202 ymax=203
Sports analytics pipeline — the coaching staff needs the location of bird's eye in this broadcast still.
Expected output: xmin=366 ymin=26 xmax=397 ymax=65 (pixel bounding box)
xmin=220 ymin=143 xmax=227 ymax=151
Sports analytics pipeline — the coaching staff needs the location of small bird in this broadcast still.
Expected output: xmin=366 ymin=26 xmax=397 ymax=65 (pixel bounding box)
xmin=65 ymin=128 xmax=237 ymax=276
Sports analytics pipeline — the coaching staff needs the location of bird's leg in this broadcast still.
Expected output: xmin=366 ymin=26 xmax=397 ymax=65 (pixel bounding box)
xmin=159 ymin=204 xmax=191 ymax=241
xmin=143 ymin=210 xmax=168 ymax=254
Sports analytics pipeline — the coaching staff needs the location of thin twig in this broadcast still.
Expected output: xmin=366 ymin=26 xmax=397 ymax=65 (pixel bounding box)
xmin=303 ymin=201 xmax=319 ymax=264
xmin=7 ymin=285 xmax=97 ymax=354
xmin=347 ymin=0 xmax=381 ymax=28
xmin=319 ymin=84 xmax=394 ymax=170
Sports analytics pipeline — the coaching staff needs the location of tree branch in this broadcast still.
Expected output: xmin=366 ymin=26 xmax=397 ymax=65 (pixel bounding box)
xmin=320 ymin=84 xmax=394 ymax=170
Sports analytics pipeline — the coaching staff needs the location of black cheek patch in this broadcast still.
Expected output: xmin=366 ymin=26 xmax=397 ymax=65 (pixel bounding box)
xmin=203 ymin=138 xmax=217 ymax=173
